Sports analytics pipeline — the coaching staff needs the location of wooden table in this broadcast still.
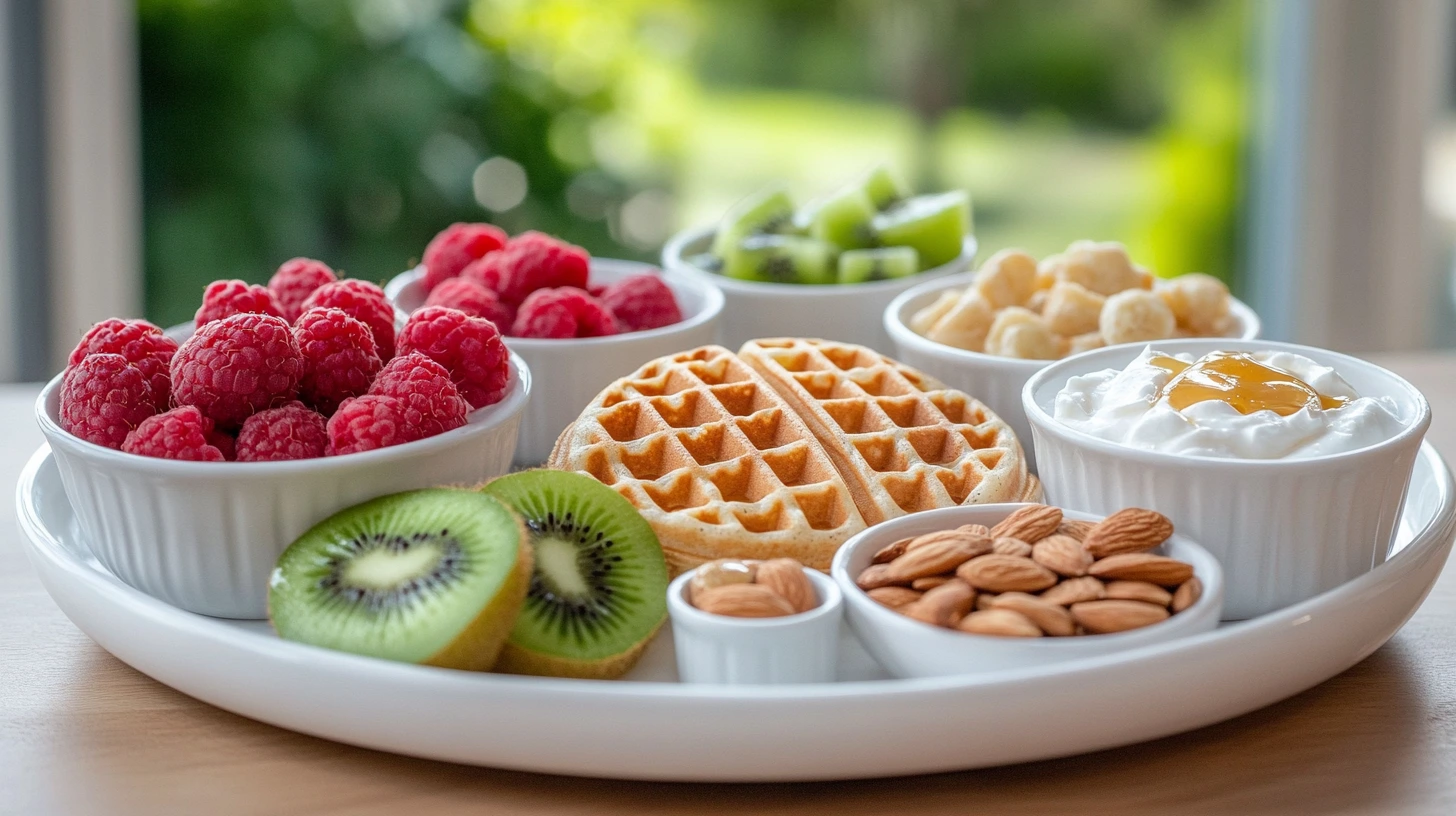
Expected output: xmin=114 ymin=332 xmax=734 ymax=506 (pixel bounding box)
xmin=4 ymin=353 xmax=1455 ymax=815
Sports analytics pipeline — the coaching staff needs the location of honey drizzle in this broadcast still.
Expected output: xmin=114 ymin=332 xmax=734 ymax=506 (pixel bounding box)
xmin=1147 ymin=352 xmax=1349 ymax=417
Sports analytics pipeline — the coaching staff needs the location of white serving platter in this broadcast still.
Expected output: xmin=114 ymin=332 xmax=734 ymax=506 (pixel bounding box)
xmin=16 ymin=443 xmax=1456 ymax=782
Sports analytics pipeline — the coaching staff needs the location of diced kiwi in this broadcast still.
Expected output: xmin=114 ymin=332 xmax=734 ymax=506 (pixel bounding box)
xmin=709 ymin=186 xmax=796 ymax=258
xmin=837 ymin=246 xmax=921 ymax=284
xmin=721 ymin=234 xmax=836 ymax=284
xmin=872 ymin=191 xmax=971 ymax=270
xmin=481 ymin=470 xmax=669 ymax=680
xmin=268 ymin=489 xmax=531 ymax=671
xmin=860 ymin=164 xmax=908 ymax=210
xmin=799 ymin=186 xmax=877 ymax=251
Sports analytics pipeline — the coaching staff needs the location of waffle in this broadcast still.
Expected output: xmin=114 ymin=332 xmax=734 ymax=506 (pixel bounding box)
xmin=738 ymin=339 xmax=1036 ymax=524
xmin=548 ymin=346 xmax=868 ymax=572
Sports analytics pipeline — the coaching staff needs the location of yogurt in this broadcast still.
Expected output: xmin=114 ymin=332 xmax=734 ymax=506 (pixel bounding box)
xmin=1053 ymin=347 xmax=1406 ymax=459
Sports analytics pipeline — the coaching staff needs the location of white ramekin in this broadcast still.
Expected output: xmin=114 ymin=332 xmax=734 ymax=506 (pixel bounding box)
xmin=662 ymin=225 xmax=976 ymax=355
xmin=386 ymin=258 xmax=723 ymax=467
xmin=666 ymin=565 xmax=843 ymax=684
xmin=884 ymin=272 xmax=1261 ymax=473
xmin=1022 ymin=339 xmax=1431 ymax=619
xmin=831 ymin=504 xmax=1223 ymax=678
xmin=36 ymin=355 xmax=531 ymax=620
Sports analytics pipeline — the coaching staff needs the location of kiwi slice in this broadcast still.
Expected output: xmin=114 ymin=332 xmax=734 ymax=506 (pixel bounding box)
xmin=872 ymin=190 xmax=971 ymax=270
xmin=481 ymin=470 xmax=669 ymax=679
xmin=837 ymin=246 xmax=920 ymax=284
xmin=721 ymin=234 xmax=836 ymax=284
xmin=709 ymin=186 xmax=797 ymax=258
xmin=800 ymin=186 xmax=877 ymax=251
xmin=860 ymin=164 xmax=908 ymax=210
xmin=268 ymin=489 xmax=531 ymax=671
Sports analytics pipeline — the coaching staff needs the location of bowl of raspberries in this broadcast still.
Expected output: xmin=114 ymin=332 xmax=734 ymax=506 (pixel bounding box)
xmin=35 ymin=258 xmax=531 ymax=619
xmin=385 ymin=224 xmax=724 ymax=466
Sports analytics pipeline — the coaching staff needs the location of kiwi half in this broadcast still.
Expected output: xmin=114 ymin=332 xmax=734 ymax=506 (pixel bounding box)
xmin=268 ymin=489 xmax=531 ymax=671
xmin=872 ymin=190 xmax=971 ymax=270
xmin=482 ymin=470 xmax=669 ymax=679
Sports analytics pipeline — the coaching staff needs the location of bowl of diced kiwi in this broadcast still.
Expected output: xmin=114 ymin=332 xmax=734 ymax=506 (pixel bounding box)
xmin=663 ymin=165 xmax=977 ymax=355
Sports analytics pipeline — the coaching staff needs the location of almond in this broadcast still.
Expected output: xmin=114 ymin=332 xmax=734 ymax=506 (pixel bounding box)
xmin=1103 ymin=580 xmax=1172 ymax=607
xmin=1088 ymin=553 xmax=1194 ymax=586
xmin=1070 ymin=599 xmax=1170 ymax=633
xmin=901 ymin=579 xmax=976 ymax=627
xmin=1083 ymin=508 xmax=1174 ymax=558
xmin=989 ymin=592 xmax=1076 ymax=636
xmin=867 ymin=586 xmax=923 ymax=608
xmin=992 ymin=536 xmax=1033 ymax=557
xmin=872 ymin=537 xmax=915 ymax=565
xmin=911 ymin=575 xmax=953 ymax=591
xmin=855 ymin=563 xmax=904 ymax=590
xmin=694 ymin=583 xmax=795 ymax=618
xmin=885 ymin=535 xmax=984 ymax=581
xmin=1040 ymin=576 xmax=1106 ymax=606
xmin=975 ymin=592 xmax=999 ymax=610
xmin=1056 ymin=519 xmax=1096 ymax=542
xmin=908 ymin=527 xmax=994 ymax=557
xmin=956 ymin=554 xmax=1059 ymax=593
xmin=990 ymin=504 xmax=1063 ymax=542
xmin=956 ymin=523 xmax=992 ymax=538
xmin=957 ymin=609 xmax=1043 ymax=637
xmin=1031 ymin=534 xmax=1093 ymax=577
xmin=755 ymin=558 xmax=817 ymax=613
xmin=689 ymin=559 xmax=756 ymax=603
xmin=1172 ymin=577 xmax=1203 ymax=613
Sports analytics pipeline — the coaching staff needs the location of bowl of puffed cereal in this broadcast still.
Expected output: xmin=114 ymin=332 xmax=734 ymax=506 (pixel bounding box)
xmin=884 ymin=241 xmax=1260 ymax=470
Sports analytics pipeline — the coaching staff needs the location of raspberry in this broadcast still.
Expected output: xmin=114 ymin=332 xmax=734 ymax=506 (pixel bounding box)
xmin=236 ymin=401 xmax=328 ymax=461
xmin=511 ymin=287 xmax=620 ymax=339
xmin=461 ymin=231 xmax=589 ymax=306
xmin=599 ymin=273 xmax=683 ymax=332
xmin=269 ymin=258 xmax=337 ymax=323
xmin=121 ymin=406 xmax=226 ymax=461
xmin=396 ymin=306 xmax=510 ymax=409
xmin=59 ymin=353 xmax=157 ymax=449
xmin=327 ymin=395 xmax=418 ymax=455
xmin=301 ymin=279 xmax=397 ymax=359
xmin=423 ymin=277 xmax=516 ymax=332
xmin=293 ymin=307 xmax=382 ymax=414
xmin=68 ymin=318 xmax=178 ymax=410
xmin=422 ymin=222 xmax=507 ymax=292
xmin=171 ymin=313 xmax=304 ymax=428
xmin=195 ymin=280 xmax=285 ymax=326
xmin=369 ymin=352 xmax=470 ymax=437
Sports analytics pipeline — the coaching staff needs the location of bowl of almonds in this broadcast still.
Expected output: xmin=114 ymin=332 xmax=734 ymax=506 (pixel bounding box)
xmin=831 ymin=503 xmax=1223 ymax=678
xmin=667 ymin=557 xmax=844 ymax=684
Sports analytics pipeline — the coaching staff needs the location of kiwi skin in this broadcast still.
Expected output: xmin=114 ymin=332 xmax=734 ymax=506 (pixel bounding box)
xmin=425 ymin=526 xmax=533 ymax=672
xmin=493 ymin=624 xmax=659 ymax=680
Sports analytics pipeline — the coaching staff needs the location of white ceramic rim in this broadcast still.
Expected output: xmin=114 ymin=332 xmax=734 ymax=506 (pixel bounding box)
xmin=35 ymin=352 xmax=532 ymax=475
xmin=384 ymin=260 xmax=726 ymax=349
xmin=830 ymin=504 xmax=1223 ymax=649
xmin=1020 ymin=337 xmax=1433 ymax=468
xmin=662 ymin=224 xmax=978 ymax=296
xmin=882 ymin=270 xmax=1263 ymax=373
xmin=666 ymin=566 xmax=843 ymax=630
xmin=12 ymin=441 xmax=1454 ymax=698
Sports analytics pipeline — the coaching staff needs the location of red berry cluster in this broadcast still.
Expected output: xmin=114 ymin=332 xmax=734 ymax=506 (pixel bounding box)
xmin=58 ymin=258 xmax=510 ymax=463
xmin=420 ymin=224 xmax=684 ymax=338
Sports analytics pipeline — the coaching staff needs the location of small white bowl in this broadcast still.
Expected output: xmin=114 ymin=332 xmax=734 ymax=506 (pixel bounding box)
xmin=666 ymin=566 xmax=843 ymax=684
xmin=884 ymin=272 xmax=1261 ymax=472
xmin=831 ymin=504 xmax=1224 ymax=678
xmin=35 ymin=354 xmax=531 ymax=620
xmin=1022 ymin=339 xmax=1431 ymax=619
xmin=387 ymin=258 xmax=723 ymax=467
xmin=662 ymin=224 xmax=976 ymax=355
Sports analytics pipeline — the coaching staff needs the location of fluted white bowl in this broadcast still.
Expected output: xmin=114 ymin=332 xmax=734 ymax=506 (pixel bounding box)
xmin=386 ymin=258 xmax=723 ymax=467
xmin=1022 ymin=339 xmax=1430 ymax=619
xmin=884 ymin=272 xmax=1261 ymax=472
xmin=667 ymin=566 xmax=842 ymax=684
xmin=662 ymin=225 xmax=976 ymax=355
xmin=36 ymin=354 xmax=531 ymax=619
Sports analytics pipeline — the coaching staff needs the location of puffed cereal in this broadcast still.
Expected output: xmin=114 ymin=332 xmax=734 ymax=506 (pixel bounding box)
xmin=972 ymin=249 xmax=1039 ymax=309
xmin=1042 ymin=281 xmax=1106 ymax=337
xmin=910 ymin=290 xmax=959 ymax=335
xmin=926 ymin=290 xmax=995 ymax=352
xmin=984 ymin=307 xmax=1060 ymax=360
xmin=1157 ymin=272 xmax=1231 ymax=335
xmin=1047 ymin=241 xmax=1149 ymax=296
xmin=1100 ymin=289 xmax=1176 ymax=345
xmin=1067 ymin=331 xmax=1105 ymax=354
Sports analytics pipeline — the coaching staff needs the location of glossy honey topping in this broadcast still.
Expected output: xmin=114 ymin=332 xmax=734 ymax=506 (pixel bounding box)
xmin=1147 ymin=352 xmax=1350 ymax=416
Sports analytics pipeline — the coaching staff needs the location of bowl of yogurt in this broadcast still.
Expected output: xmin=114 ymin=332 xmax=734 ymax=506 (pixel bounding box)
xmin=1022 ymin=339 xmax=1430 ymax=618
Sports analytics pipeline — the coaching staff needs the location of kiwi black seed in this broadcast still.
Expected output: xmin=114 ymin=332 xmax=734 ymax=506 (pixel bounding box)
xmin=268 ymin=489 xmax=531 ymax=671
xmin=481 ymin=469 xmax=669 ymax=680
